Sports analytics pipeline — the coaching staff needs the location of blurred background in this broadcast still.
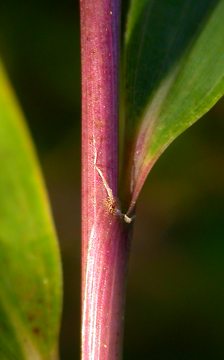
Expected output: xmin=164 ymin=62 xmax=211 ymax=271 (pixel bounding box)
xmin=1 ymin=1 xmax=224 ymax=359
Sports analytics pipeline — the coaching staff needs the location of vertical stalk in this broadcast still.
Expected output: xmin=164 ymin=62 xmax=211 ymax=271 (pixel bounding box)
xmin=81 ymin=0 xmax=132 ymax=359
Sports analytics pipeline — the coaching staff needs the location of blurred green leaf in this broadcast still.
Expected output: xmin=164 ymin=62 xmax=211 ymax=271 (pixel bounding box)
xmin=124 ymin=0 xmax=224 ymax=213
xmin=0 ymin=61 xmax=62 ymax=359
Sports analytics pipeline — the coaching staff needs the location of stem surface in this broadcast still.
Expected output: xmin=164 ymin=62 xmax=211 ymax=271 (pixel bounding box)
xmin=81 ymin=0 xmax=131 ymax=359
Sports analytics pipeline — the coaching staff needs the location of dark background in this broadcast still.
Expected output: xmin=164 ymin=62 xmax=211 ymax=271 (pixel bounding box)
xmin=1 ymin=1 xmax=224 ymax=359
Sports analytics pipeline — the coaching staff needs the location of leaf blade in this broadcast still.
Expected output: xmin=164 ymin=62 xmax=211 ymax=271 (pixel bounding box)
xmin=123 ymin=0 xmax=224 ymax=213
xmin=0 ymin=61 xmax=62 ymax=359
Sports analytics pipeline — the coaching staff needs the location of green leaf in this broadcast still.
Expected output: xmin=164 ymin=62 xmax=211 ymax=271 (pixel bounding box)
xmin=123 ymin=0 xmax=224 ymax=214
xmin=0 ymin=61 xmax=62 ymax=359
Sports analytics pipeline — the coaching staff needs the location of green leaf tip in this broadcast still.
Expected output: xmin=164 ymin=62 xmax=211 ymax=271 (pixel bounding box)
xmin=123 ymin=0 xmax=224 ymax=214
xmin=0 ymin=60 xmax=62 ymax=359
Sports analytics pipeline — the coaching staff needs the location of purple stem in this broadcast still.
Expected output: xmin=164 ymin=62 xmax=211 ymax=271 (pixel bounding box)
xmin=80 ymin=1 xmax=132 ymax=359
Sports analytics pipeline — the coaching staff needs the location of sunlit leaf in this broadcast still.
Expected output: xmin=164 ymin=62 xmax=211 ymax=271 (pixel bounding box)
xmin=123 ymin=0 xmax=224 ymax=214
xmin=0 ymin=61 xmax=62 ymax=359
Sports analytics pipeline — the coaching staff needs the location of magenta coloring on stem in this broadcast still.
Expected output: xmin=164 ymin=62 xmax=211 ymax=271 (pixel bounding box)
xmin=81 ymin=0 xmax=131 ymax=359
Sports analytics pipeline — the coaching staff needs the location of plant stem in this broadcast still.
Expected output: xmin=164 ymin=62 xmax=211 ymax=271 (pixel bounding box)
xmin=81 ymin=0 xmax=132 ymax=358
